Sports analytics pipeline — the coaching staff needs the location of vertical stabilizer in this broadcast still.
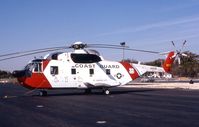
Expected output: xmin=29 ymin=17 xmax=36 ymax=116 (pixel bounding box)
xmin=163 ymin=51 xmax=175 ymax=73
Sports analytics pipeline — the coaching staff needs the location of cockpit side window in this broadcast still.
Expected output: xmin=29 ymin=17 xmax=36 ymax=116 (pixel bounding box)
xmin=71 ymin=54 xmax=102 ymax=63
xmin=51 ymin=54 xmax=59 ymax=60
xmin=33 ymin=63 xmax=42 ymax=73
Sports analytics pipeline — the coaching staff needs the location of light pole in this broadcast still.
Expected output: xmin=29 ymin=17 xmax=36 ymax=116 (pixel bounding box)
xmin=120 ymin=42 xmax=126 ymax=62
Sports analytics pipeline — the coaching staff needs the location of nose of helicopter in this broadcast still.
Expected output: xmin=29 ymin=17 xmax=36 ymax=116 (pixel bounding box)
xmin=12 ymin=70 xmax=26 ymax=78
xmin=12 ymin=69 xmax=32 ymax=78
xmin=12 ymin=70 xmax=30 ymax=85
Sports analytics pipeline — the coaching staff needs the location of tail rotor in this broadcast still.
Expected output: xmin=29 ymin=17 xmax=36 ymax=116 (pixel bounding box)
xmin=171 ymin=40 xmax=188 ymax=65
xmin=163 ymin=40 xmax=188 ymax=73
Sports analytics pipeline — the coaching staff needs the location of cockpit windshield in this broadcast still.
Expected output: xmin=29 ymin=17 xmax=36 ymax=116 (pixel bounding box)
xmin=24 ymin=62 xmax=42 ymax=73
xmin=24 ymin=63 xmax=34 ymax=71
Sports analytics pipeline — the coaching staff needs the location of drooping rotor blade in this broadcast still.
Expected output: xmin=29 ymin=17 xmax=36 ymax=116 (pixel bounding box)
xmin=83 ymin=42 xmax=159 ymax=54
xmin=124 ymin=48 xmax=160 ymax=54
xmin=0 ymin=46 xmax=69 ymax=58
xmin=87 ymin=43 xmax=129 ymax=48
xmin=86 ymin=46 xmax=125 ymax=50
xmin=89 ymin=45 xmax=160 ymax=54
xmin=0 ymin=41 xmax=161 ymax=61
xmin=0 ymin=47 xmax=68 ymax=61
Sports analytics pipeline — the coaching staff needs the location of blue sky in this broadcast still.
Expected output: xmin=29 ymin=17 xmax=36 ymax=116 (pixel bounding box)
xmin=0 ymin=0 xmax=199 ymax=71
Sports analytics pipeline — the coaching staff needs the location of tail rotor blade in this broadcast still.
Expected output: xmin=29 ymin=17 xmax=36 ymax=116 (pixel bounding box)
xmin=178 ymin=57 xmax=181 ymax=65
xmin=180 ymin=40 xmax=187 ymax=52
xmin=181 ymin=53 xmax=188 ymax=57
xmin=171 ymin=41 xmax=179 ymax=53
xmin=171 ymin=41 xmax=176 ymax=48
xmin=171 ymin=52 xmax=177 ymax=59
xmin=183 ymin=40 xmax=186 ymax=46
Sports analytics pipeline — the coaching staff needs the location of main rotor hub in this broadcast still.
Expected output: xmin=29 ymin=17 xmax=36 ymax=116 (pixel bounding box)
xmin=71 ymin=41 xmax=87 ymax=50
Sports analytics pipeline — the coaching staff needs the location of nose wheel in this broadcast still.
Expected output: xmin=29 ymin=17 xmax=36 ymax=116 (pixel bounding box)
xmin=39 ymin=90 xmax=47 ymax=96
xmin=103 ymin=89 xmax=110 ymax=95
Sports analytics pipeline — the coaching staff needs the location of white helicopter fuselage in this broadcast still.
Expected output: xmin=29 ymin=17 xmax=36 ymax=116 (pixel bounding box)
xmin=3 ymin=41 xmax=178 ymax=95
xmin=45 ymin=58 xmax=130 ymax=88
xmin=17 ymin=49 xmax=140 ymax=90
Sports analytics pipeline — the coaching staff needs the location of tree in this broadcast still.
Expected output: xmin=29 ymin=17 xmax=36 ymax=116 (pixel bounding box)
xmin=172 ymin=51 xmax=199 ymax=77
xmin=122 ymin=58 xmax=138 ymax=63
xmin=0 ymin=70 xmax=13 ymax=79
xmin=144 ymin=59 xmax=164 ymax=67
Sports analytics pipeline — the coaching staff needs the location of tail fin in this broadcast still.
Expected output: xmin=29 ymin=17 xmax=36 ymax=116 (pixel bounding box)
xmin=163 ymin=51 xmax=175 ymax=73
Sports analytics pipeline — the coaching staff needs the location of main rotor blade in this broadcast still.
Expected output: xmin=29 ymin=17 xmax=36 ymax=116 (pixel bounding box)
xmin=0 ymin=48 xmax=66 ymax=61
xmin=88 ymin=46 xmax=160 ymax=54
xmin=0 ymin=46 xmax=68 ymax=58
xmin=0 ymin=42 xmax=160 ymax=61
xmin=87 ymin=44 xmax=129 ymax=48
xmin=125 ymin=48 xmax=160 ymax=54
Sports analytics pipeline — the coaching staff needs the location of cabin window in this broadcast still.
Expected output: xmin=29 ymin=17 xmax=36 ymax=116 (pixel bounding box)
xmin=106 ymin=69 xmax=111 ymax=75
xmin=71 ymin=68 xmax=76 ymax=75
xmin=34 ymin=63 xmax=42 ymax=72
xmin=71 ymin=54 xmax=102 ymax=63
xmin=50 ymin=66 xmax=58 ymax=75
xmin=51 ymin=54 xmax=59 ymax=60
xmin=89 ymin=69 xmax=94 ymax=75
xmin=45 ymin=52 xmax=63 ymax=60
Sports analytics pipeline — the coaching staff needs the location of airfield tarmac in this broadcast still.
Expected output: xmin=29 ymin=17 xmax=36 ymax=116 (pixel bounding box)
xmin=1 ymin=83 xmax=199 ymax=127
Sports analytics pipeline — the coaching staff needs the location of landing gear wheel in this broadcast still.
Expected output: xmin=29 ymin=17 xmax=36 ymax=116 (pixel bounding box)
xmin=103 ymin=89 xmax=110 ymax=95
xmin=85 ymin=89 xmax=92 ymax=94
xmin=39 ymin=90 xmax=47 ymax=96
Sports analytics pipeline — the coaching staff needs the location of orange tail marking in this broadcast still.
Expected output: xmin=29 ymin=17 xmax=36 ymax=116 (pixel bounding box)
xmin=163 ymin=51 xmax=175 ymax=73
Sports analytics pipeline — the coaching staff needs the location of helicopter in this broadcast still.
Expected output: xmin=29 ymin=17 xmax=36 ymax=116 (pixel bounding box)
xmin=0 ymin=41 xmax=187 ymax=96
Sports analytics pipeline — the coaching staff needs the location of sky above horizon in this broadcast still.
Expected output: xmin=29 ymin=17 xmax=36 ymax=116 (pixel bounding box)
xmin=0 ymin=0 xmax=199 ymax=71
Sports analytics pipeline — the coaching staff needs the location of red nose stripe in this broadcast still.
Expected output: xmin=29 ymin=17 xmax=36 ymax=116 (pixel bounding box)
xmin=120 ymin=62 xmax=139 ymax=80
xmin=22 ymin=73 xmax=52 ymax=89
